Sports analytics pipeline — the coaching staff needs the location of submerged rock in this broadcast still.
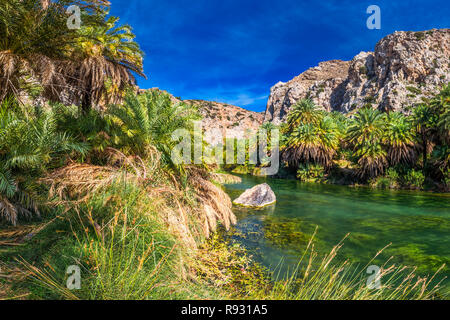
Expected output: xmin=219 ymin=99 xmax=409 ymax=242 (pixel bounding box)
xmin=233 ymin=183 xmax=276 ymax=208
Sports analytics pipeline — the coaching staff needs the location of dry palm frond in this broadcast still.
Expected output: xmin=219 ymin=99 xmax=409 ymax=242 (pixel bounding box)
xmin=41 ymin=146 xmax=156 ymax=201
xmin=42 ymin=164 xmax=124 ymax=201
xmin=0 ymin=195 xmax=35 ymax=226
xmin=187 ymin=167 xmax=237 ymax=239
xmin=282 ymin=144 xmax=335 ymax=168
xmin=104 ymin=147 xmax=161 ymax=180
xmin=0 ymin=225 xmax=35 ymax=241
xmin=388 ymin=143 xmax=418 ymax=166
xmin=357 ymin=154 xmax=388 ymax=179
xmin=210 ymin=173 xmax=242 ymax=185
xmin=0 ymin=50 xmax=62 ymax=104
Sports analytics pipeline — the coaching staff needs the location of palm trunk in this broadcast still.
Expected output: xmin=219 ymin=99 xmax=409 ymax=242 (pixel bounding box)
xmin=81 ymin=92 xmax=91 ymax=114
xmin=422 ymin=132 xmax=427 ymax=173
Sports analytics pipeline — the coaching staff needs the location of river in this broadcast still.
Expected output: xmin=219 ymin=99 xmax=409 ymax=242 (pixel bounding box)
xmin=224 ymin=175 xmax=450 ymax=291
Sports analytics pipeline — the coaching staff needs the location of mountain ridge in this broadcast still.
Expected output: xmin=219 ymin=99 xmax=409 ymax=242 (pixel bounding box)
xmin=264 ymin=28 xmax=449 ymax=124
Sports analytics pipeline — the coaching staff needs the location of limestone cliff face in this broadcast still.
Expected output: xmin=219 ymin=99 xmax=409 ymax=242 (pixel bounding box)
xmin=139 ymin=88 xmax=264 ymax=144
xmin=265 ymin=29 xmax=450 ymax=123
xmin=264 ymin=60 xmax=350 ymax=124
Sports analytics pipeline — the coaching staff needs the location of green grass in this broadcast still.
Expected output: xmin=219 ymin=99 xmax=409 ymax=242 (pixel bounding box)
xmin=2 ymin=177 xmax=212 ymax=300
xmin=229 ymin=232 xmax=448 ymax=300
xmin=2 ymin=193 xmax=448 ymax=300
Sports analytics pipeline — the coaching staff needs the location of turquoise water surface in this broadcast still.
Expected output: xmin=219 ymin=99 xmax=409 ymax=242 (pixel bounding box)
xmin=224 ymin=175 xmax=450 ymax=289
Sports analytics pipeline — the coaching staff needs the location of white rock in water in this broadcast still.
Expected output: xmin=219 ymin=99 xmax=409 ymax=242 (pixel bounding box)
xmin=233 ymin=183 xmax=276 ymax=208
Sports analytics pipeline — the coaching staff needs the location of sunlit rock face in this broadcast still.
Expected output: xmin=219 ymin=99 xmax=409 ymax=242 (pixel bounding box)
xmin=186 ymin=100 xmax=264 ymax=144
xmin=138 ymin=89 xmax=264 ymax=145
xmin=264 ymin=60 xmax=351 ymax=124
xmin=233 ymin=183 xmax=277 ymax=208
xmin=264 ymin=29 xmax=450 ymax=123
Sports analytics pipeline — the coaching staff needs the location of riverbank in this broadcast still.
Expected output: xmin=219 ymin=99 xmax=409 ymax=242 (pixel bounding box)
xmin=0 ymin=163 xmax=238 ymax=299
xmin=224 ymin=164 xmax=449 ymax=193
xmin=222 ymin=174 xmax=450 ymax=298
xmin=2 ymin=170 xmax=448 ymax=300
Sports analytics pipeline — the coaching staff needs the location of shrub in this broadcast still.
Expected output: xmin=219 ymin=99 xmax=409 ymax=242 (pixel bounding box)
xmin=369 ymin=176 xmax=391 ymax=189
xmin=442 ymin=168 xmax=450 ymax=188
xmin=403 ymin=169 xmax=425 ymax=189
xmin=414 ymin=32 xmax=425 ymax=40
xmin=0 ymin=102 xmax=88 ymax=225
xmin=297 ymin=164 xmax=325 ymax=183
xmin=369 ymin=168 xmax=400 ymax=189
xmin=386 ymin=168 xmax=400 ymax=181
xmin=406 ymin=86 xmax=422 ymax=95
xmin=359 ymin=66 xmax=368 ymax=75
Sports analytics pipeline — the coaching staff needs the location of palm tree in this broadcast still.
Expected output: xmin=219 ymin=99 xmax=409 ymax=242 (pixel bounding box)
xmin=438 ymin=107 xmax=450 ymax=144
xmin=0 ymin=0 xmax=74 ymax=102
xmin=64 ymin=15 xmax=145 ymax=111
xmin=412 ymin=104 xmax=439 ymax=170
xmin=285 ymin=99 xmax=323 ymax=134
xmin=0 ymin=99 xmax=88 ymax=225
xmin=0 ymin=0 xmax=142 ymax=111
xmin=429 ymin=85 xmax=450 ymax=174
xmin=282 ymin=116 xmax=338 ymax=168
xmin=433 ymin=84 xmax=450 ymax=145
xmin=356 ymin=143 xmax=387 ymax=179
xmin=347 ymin=107 xmax=385 ymax=147
xmin=383 ymin=112 xmax=417 ymax=166
xmin=259 ymin=122 xmax=278 ymax=156
xmin=347 ymin=107 xmax=387 ymax=178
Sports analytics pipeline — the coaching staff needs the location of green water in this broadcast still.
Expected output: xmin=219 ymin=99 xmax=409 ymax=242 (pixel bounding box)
xmin=224 ymin=175 xmax=450 ymax=288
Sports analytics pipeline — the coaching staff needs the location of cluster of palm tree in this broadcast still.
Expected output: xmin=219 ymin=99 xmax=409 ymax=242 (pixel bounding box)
xmin=0 ymin=1 xmax=205 ymax=226
xmin=281 ymin=99 xmax=340 ymax=170
xmin=281 ymin=85 xmax=449 ymax=185
xmin=106 ymin=90 xmax=200 ymax=169
xmin=0 ymin=98 xmax=88 ymax=224
xmin=0 ymin=0 xmax=150 ymax=224
xmin=0 ymin=90 xmax=200 ymax=225
xmin=0 ymin=0 xmax=143 ymax=110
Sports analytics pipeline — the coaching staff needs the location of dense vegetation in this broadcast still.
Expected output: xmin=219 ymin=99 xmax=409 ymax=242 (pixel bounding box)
xmin=274 ymin=86 xmax=449 ymax=190
xmin=0 ymin=0 xmax=144 ymax=110
xmin=0 ymin=0 xmax=447 ymax=300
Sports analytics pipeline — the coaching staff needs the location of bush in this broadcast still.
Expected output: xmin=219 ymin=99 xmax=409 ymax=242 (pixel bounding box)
xmin=406 ymin=86 xmax=422 ymax=95
xmin=369 ymin=176 xmax=391 ymax=189
xmin=386 ymin=168 xmax=400 ymax=181
xmin=414 ymin=32 xmax=426 ymax=40
xmin=403 ymin=169 xmax=425 ymax=189
xmin=0 ymin=102 xmax=88 ymax=225
xmin=369 ymin=169 xmax=400 ymax=189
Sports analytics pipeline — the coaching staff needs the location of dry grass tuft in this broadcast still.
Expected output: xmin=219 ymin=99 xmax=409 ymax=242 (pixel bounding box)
xmin=41 ymin=155 xmax=236 ymax=249
xmin=0 ymin=262 xmax=31 ymax=300
xmin=210 ymin=173 xmax=242 ymax=185
xmin=41 ymin=148 xmax=153 ymax=202
xmin=188 ymin=168 xmax=236 ymax=239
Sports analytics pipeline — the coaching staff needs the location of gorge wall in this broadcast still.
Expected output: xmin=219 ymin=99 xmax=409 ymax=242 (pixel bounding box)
xmin=186 ymin=99 xmax=264 ymax=143
xmin=139 ymin=89 xmax=264 ymax=144
xmin=264 ymin=29 xmax=450 ymax=124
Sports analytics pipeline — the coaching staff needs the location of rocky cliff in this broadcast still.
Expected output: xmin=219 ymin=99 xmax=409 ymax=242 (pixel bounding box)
xmin=264 ymin=29 xmax=450 ymax=124
xmin=139 ymin=88 xmax=264 ymax=144
xmin=186 ymin=99 xmax=264 ymax=143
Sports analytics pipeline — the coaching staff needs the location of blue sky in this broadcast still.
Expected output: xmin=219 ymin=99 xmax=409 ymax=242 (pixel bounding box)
xmin=109 ymin=0 xmax=449 ymax=112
